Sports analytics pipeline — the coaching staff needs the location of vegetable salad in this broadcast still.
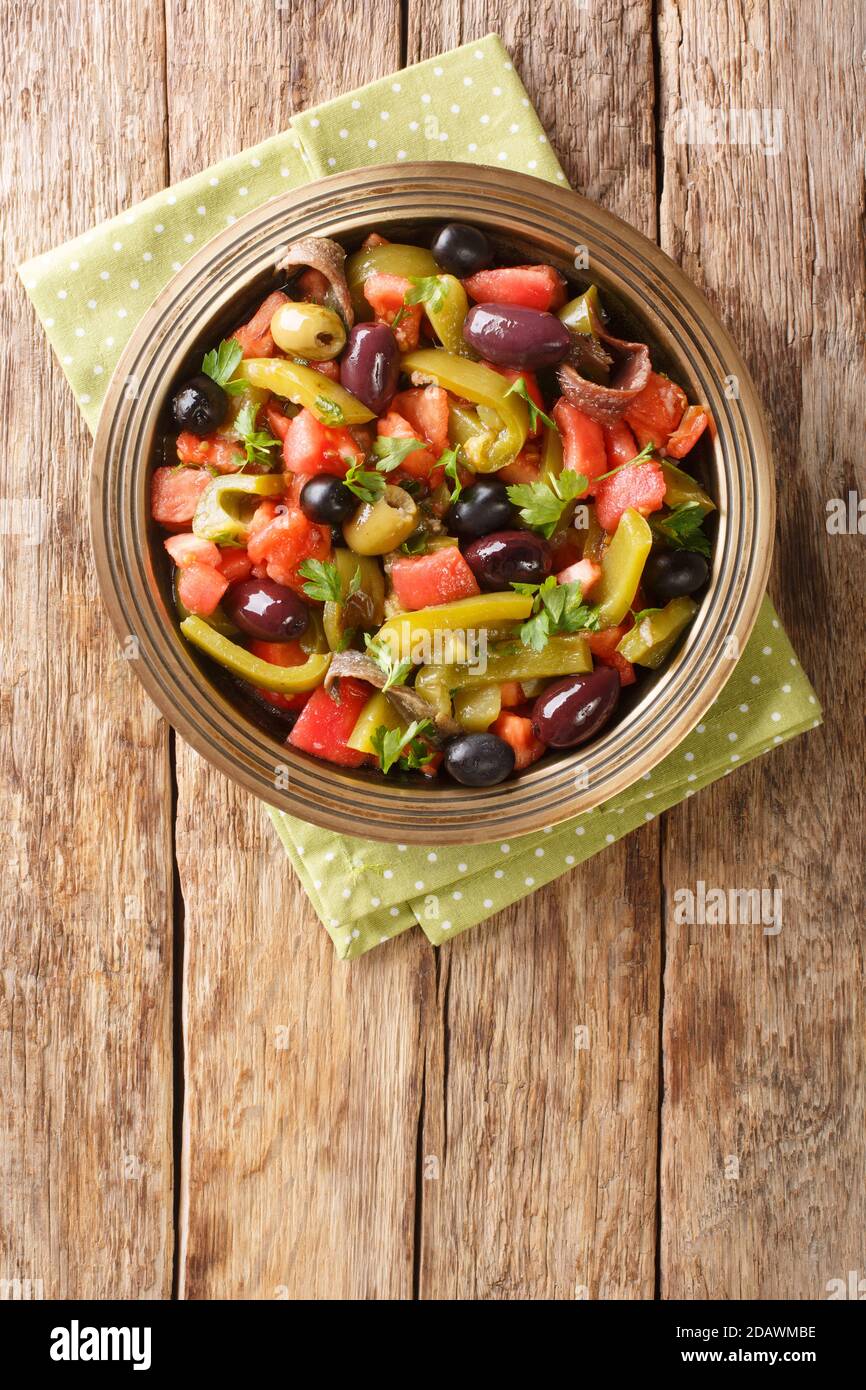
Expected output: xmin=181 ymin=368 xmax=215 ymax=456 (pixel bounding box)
xmin=152 ymin=223 xmax=716 ymax=787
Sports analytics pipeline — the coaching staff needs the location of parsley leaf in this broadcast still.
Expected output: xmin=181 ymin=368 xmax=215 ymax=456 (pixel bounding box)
xmin=507 ymin=469 xmax=587 ymax=539
xmin=363 ymin=635 xmax=412 ymax=692
xmin=233 ymin=402 xmax=281 ymax=470
xmin=343 ymin=458 xmax=387 ymax=505
xmin=404 ymin=275 xmax=449 ymax=314
xmin=371 ymin=719 xmax=434 ymax=775
xmin=503 ymin=375 xmax=558 ymax=432
xmin=315 ymin=395 xmax=345 ymax=427
xmin=371 ymin=436 xmax=428 ymax=472
xmin=652 ymin=501 xmax=712 ymax=557
xmin=439 ymin=447 xmax=463 ymax=504
xmin=514 ymin=576 xmax=601 ymax=651
xmin=201 ymin=339 xmax=245 ymax=395
xmin=298 ymin=559 xmax=344 ymax=605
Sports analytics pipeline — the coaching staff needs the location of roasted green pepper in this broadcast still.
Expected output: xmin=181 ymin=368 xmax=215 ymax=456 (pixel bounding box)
xmin=400 ymin=349 xmax=529 ymax=470
xmin=347 ymin=690 xmax=400 ymax=754
xmin=558 ymin=285 xmax=604 ymax=336
xmin=420 ymin=274 xmax=473 ymax=355
xmin=243 ymin=357 xmax=374 ymax=425
xmin=594 ymin=508 xmax=652 ymax=626
xmin=346 ymin=243 xmax=439 ymax=318
xmin=375 ymin=592 xmax=534 ymax=660
xmin=616 ymin=596 xmax=698 ymax=667
xmin=414 ymin=666 xmax=453 ymax=722
xmin=659 ymin=461 xmax=716 ymax=514
xmin=322 ymin=552 xmax=385 ymax=651
xmin=539 ymin=422 xmax=564 ymax=483
xmin=419 ymin=634 xmax=592 ymax=690
xmin=192 ymin=472 xmax=285 ymax=547
xmin=453 ymin=684 xmax=502 ymax=732
xmin=180 ymin=616 xmax=331 ymax=692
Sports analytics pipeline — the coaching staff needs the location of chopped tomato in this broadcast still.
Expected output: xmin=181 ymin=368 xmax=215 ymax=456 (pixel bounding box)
xmin=150 ymin=466 xmax=212 ymax=528
xmin=556 ymin=557 xmax=602 ymax=595
xmin=176 ymin=432 xmax=244 ymax=473
xmin=499 ymin=682 xmax=524 ymax=708
xmin=264 ymin=403 xmax=293 ymax=440
xmin=595 ymin=459 xmax=666 ymax=533
xmin=376 ymin=411 xmax=437 ymax=480
xmin=246 ymin=504 xmax=331 ymax=594
xmin=664 ymin=404 xmax=713 ymax=458
xmin=553 ymin=399 xmax=607 ymax=493
xmin=310 ymin=359 xmax=340 ymax=381
xmin=463 ymin=264 xmax=567 ymax=312
xmin=289 ymin=678 xmax=373 ymax=768
xmin=483 ymin=363 xmax=545 ymax=437
xmin=623 ymin=371 xmax=688 ymax=450
xmin=363 ymin=272 xmax=422 ymax=350
xmin=296 ymin=268 xmax=330 ymax=304
xmin=490 ymin=711 xmax=547 ymax=771
xmin=217 ymin=548 xmax=254 ymax=583
xmin=164 ymin=533 xmax=221 ymax=569
xmin=602 ymin=419 xmax=639 ymax=469
xmin=248 ymin=638 xmax=310 ymax=711
xmin=391 ymin=386 xmax=450 ymax=454
xmin=282 ymin=407 xmax=363 ymax=477
xmin=390 ymin=548 xmax=480 ymax=611
xmin=176 ymin=561 xmax=228 ymax=617
xmin=232 ymin=290 xmax=289 ymax=358
xmin=496 ymin=446 xmax=541 ymax=484
xmin=587 ymin=622 xmax=635 ymax=684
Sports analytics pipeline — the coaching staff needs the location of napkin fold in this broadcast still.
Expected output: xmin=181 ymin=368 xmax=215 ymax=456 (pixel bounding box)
xmin=18 ymin=34 xmax=821 ymax=959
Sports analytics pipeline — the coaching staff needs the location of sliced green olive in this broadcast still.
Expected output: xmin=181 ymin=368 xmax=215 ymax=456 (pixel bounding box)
xmin=191 ymin=472 xmax=285 ymax=547
xmin=322 ymin=552 xmax=385 ymax=649
xmin=342 ymin=485 xmax=419 ymax=556
xmin=270 ymin=301 xmax=347 ymax=361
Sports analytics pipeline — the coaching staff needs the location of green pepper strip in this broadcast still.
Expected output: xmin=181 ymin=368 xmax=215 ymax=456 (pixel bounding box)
xmin=400 ymin=348 xmax=529 ymax=471
xmin=192 ymin=472 xmax=285 ymax=547
xmin=421 ymin=275 xmax=474 ymax=356
xmin=243 ymin=357 xmax=374 ymax=425
xmin=659 ymin=460 xmax=716 ymax=513
xmin=557 ymin=285 xmax=604 ymax=337
xmin=616 ymin=597 xmax=698 ymax=668
xmin=419 ymin=634 xmax=592 ymax=690
xmin=180 ymin=615 xmax=331 ymax=692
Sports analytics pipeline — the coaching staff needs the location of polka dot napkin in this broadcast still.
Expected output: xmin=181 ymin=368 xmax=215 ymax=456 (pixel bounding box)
xmin=18 ymin=33 xmax=821 ymax=959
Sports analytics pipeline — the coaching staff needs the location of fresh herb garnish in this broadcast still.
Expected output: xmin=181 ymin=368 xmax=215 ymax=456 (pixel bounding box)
xmin=371 ymin=719 xmax=434 ymax=774
xmin=233 ymin=402 xmax=281 ymax=470
xmin=363 ymin=635 xmax=412 ymax=692
xmin=506 ymin=470 xmax=587 ymax=539
xmin=371 ymin=435 xmax=428 ymax=472
xmin=343 ymin=458 xmax=387 ymax=505
xmin=399 ymin=530 xmax=429 ymax=555
xmin=593 ymin=440 xmax=655 ymax=484
xmin=651 ymin=501 xmax=712 ymax=557
xmin=503 ymin=375 xmax=558 ymax=433
xmin=404 ymin=275 xmax=449 ymax=314
xmin=513 ymin=576 xmax=601 ymax=652
xmin=315 ymin=395 xmax=345 ymax=427
xmin=439 ymin=447 xmax=463 ymax=504
xmin=298 ymin=559 xmax=344 ymax=605
xmin=201 ymin=338 xmax=246 ymax=395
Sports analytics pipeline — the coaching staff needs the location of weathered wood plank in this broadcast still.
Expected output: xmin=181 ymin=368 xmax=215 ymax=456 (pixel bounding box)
xmin=165 ymin=0 xmax=426 ymax=1300
xmin=409 ymin=0 xmax=663 ymax=1299
xmin=657 ymin=0 xmax=866 ymax=1298
xmin=0 ymin=0 xmax=174 ymax=1299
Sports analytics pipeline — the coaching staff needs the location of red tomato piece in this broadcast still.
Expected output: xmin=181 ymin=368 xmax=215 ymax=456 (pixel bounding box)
xmin=664 ymin=404 xmax=713 ymax=459
xmin=490 ymin=711 xmax=547 ymax=771
xmin=164 ymin=533 xmax=222 ymax=569
xmin=289 ymin=678 xmax=373 ymax=768
xmin=363 ymin=273 xmax=423 ymax=350
xmin=150 ymin=466 xmax=212 ymax=528
xmin=602 ymin=419 xmax=639 ymax=470
xmin=282 ymin=407 xmax=363 ymax=477
xmin=390 ymin=548 xmax=480 ymax=611
xmin=176 ymin=562 xmax=229 ymax=617
xmin=264 ymin=403 xmax=293 ymax=441
xmin=499 ymin=682 xmax=524 ymax=708
xmin=462 ymin=264 xmax=567 ymax=311
xmin=594 ymin=459 xmax=666 ymax=533
xmin=246 ymin=504 xmax=331 ymax=594
xmin=623 ymin=371 xmax=688 ymax=449
xmin=553 ymin=399 xmax=607 ymax=494
xmin=496 ymin=447 xmax=542 ymax=485
xmin=248 ymin=638 xmax=310 ymax=711
xmin=217 ymin=548 xmax=254 ymax=583
xmin=556 ymin=557 xmax=602 ymax=595
xmin=232 ymin=290 xmax=289 ymax=358
xmin=376 ymin=411 xmax=437 ymax=480
xmin=391 ymin=386 xmax=450 ymax=454
xmin=176 ymin=432 xmax=244 ymax=473
xmin=310 ymin=360 xmax=341 ymax=382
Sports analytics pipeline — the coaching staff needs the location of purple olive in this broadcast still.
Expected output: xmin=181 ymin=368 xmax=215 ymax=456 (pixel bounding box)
xmin=222 ymin=577 xmax=309 ymax=642
xmin=339 ymin=322 xmax=400 ymax=413
xmin=462 ymin=302 xmax=571 ymax=369
xmin=531 ymin=667 xmax=621 ymax=747
xmin=463 ymin=530 xmax=552 ymax=590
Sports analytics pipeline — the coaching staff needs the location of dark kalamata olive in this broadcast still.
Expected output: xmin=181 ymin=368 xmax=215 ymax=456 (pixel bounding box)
xmin=532 ymin=667 xmax=621 ymax=748
xmin=462 ymin=302 xmax=571 ymax=369
xmin=463 ymin=529 xmax=552 ymax=590
xmin=447 ymin=478 xmax=516 ymax=541
xmin=339 ymin=322 xmax=400 ymax=414
xmin=222 ymin=578 xmax=309 ymax=642
xmin=444 ymin=733 xmax=516 ymax=786
xmin=644 ymin=549 xmax=709 ymax=602
xmin=300 ymin=474 xmax=357 ymax=525
xmin=430 ymin=222 xmax=493 ymax=277
xmin=171 ymin=374 xmax=229 ymax=432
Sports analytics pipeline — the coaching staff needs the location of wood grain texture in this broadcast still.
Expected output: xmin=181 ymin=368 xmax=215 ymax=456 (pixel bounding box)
xmin=657 ymin=0 xmax=866 ymax=1298
xmin=165 ymin=0 xmax=427 ymax=1300
xmin=0 ymin=0 xmax=174 ymax=1298
xmin=408 ymin=0 xmax=663 ymax=1300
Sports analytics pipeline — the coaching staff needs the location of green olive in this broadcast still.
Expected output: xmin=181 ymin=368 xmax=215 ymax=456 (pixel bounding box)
xmin=270 ymin=301 xmax=347 ymax=361
xmin=342 ymin=485 xmax=419 ymax=556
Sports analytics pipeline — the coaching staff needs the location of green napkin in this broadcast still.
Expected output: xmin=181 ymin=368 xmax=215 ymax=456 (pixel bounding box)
xmin=18 ymin=33 xmax=821 ymax=960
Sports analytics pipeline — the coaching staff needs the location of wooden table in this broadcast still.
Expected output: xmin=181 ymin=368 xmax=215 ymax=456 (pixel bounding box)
xmin=2 ymin=0 xmax=864 ymax=1301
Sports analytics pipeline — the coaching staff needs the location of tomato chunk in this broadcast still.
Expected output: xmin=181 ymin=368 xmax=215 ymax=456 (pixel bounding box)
xmin=289 ymin=677 xmax=373 ymax=767
xmin=556 ymin=558 xmax=602 ymax=595
xmin=602 ymin=420 xmax=639 ymax=470
xmin=463 ymin=264 xmax=567 ymax=312
xmin=376 ymin=411 xmax=437 ymax=480
xmin=176 ymin=561 xmax=229 ymax=618
xmin=390 ymin=548 xmax=480 ymax=611
xmin=499 ymin=682 xmax=524 ymax=708
xmin=217 ymin=548 xmax=254 ymax=583
xmin=176 ymin=432 xmax=244 ymax=473
xmin=248 ymin=638 xmax=310 ymax=711
xmin=623 ymin=371 xmax=688 ymax=449
xmin=595 ymin=459 xmax=666 ymax=533
xmin=232 ymin=290 xmax=289 ymax=358
xmin=363 ymin=273 xmax=423 ymax=350
xmin=246 ymin=504 xmax=331 ymax=593
xmin=496 ymin=447 xmax=542 ymax=485
xmin=391 ymin=386 xmax=450 ymax=454
xmin=282 ymin=407 xmax=363 ymax=477
xmin=664 ymin=404 xmax=713 ymax=459
xmin=553 ymin=399 xmax=607 ymax=493
xmin=151 ymin=466 xmax=212 ymax=528
xmin=490 ymin=711 xmax=547 ymax=770
xmin=164 ymin=533 xmax=222 ymax=569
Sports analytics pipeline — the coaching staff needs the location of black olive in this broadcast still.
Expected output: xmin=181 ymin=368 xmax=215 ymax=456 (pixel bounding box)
xmin=171 ymin=374 xmax=229 ymax=432
xmin=300 ymin=475 xmax=357 ymax=525
xmin=222 ymin=578 xmax=309 ymax=642
xmin=430 ymin=222 xmax=493 ymax=278
xmin=644 ymin=549 xmax=709 ymax=603
xmin=463 ymin=530 xmax=552 ymax=590
xmin=447 ymin=479 xmax=516 ymax=541
xmin=531 ymin=668 xmax=621 ymax=748
xmin=444 ymin=733 xmax=516 ymax=786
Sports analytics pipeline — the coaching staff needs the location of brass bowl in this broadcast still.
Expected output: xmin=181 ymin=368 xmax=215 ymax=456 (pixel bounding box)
xmin=90 ymin=163 xmax=774 ymax=844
